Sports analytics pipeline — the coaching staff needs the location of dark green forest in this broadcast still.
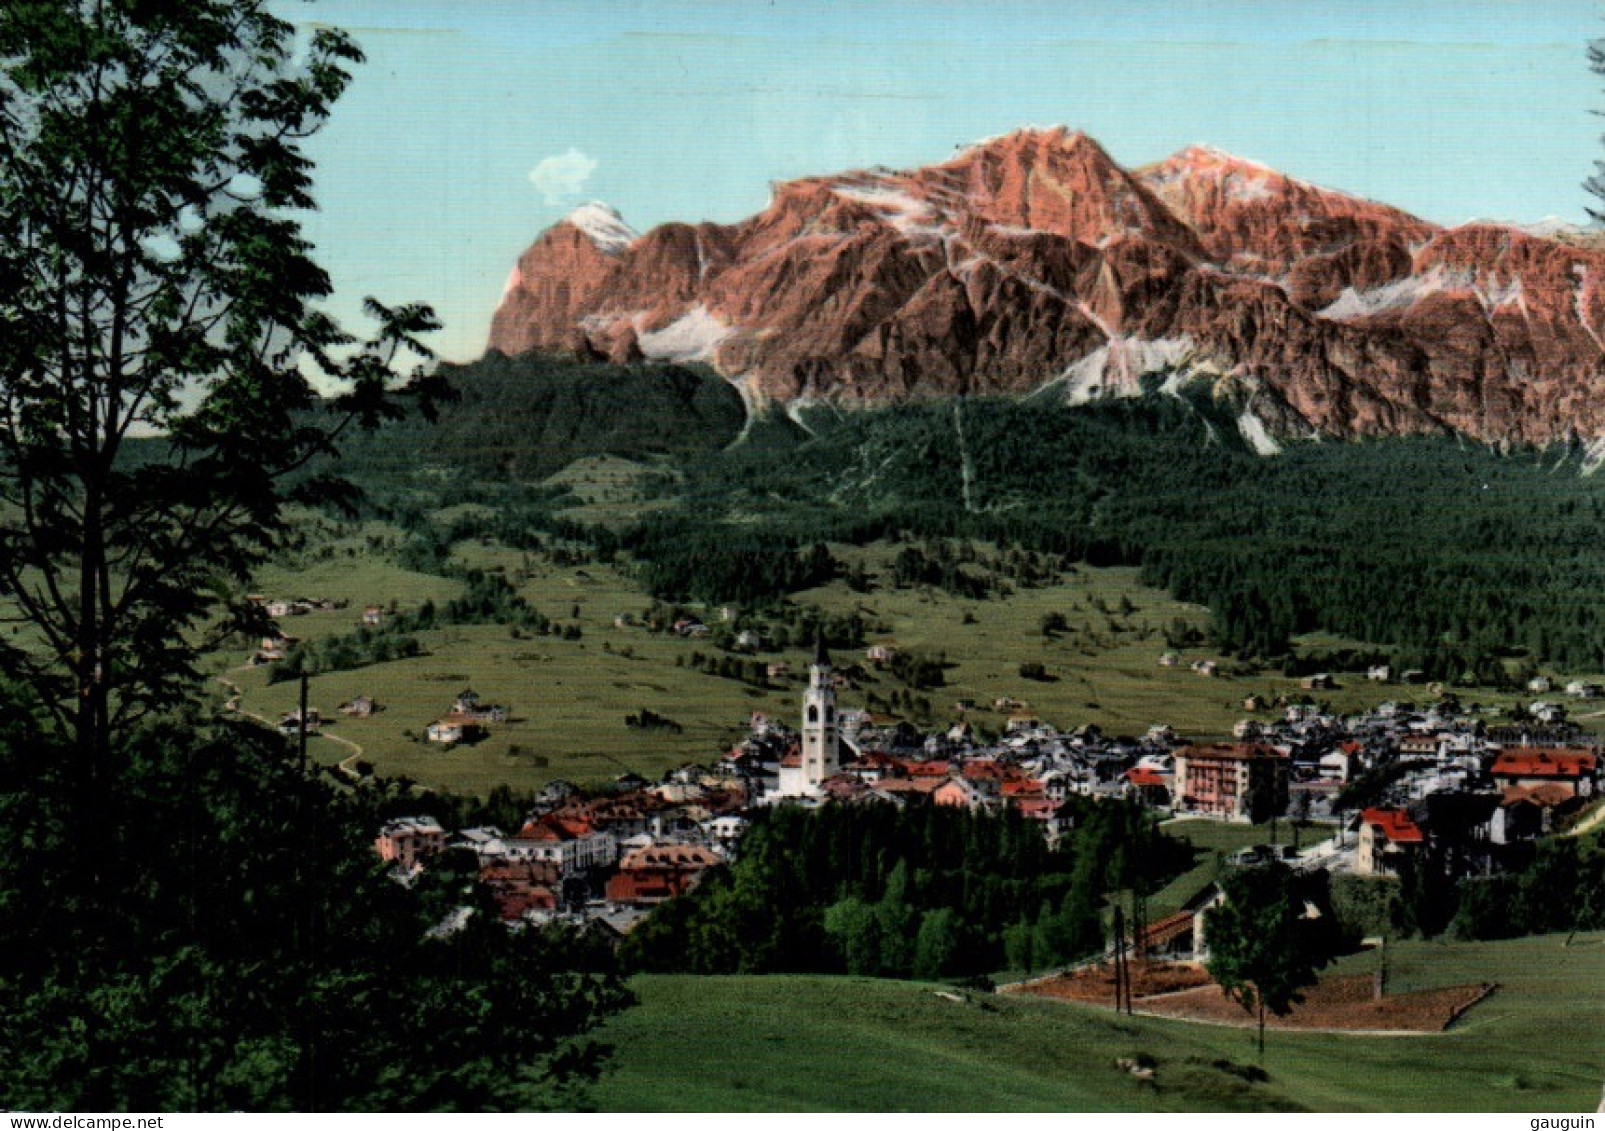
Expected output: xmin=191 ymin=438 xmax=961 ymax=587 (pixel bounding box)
xmin=619 ymin=799 xmax=1190 ymax=979
xmin=334 ymin=351 xmax=746 ymax=481
xmin=324 ymin=354 xmax=1605 ymax=676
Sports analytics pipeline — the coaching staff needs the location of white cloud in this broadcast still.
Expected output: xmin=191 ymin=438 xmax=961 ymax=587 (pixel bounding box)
xmin=528 ymin=147 xmax=598 ymax=205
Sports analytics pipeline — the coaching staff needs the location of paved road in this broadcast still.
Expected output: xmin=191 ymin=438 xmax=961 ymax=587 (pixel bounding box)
xmin=1293 ymin=835 xmax=1355 ymax=874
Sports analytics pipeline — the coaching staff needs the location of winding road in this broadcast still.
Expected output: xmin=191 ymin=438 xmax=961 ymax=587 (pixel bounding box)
xmin=214 ymin=671 xmax=367 ymax=780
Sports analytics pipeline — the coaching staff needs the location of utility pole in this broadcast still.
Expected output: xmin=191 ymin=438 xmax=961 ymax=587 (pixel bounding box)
xmin=298 ymin=671 xmax=310 ymax=773
xmin=1112 ymin=903 xmax=1128 ymax=1014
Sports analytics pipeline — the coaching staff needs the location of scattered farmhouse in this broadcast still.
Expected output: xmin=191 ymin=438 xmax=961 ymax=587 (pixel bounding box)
xmin=339 ymin=695 xmax=377 ymax=718
xmin=276 ymin=708 xmax=320 ymax=737
xmin=426 ymin=716 xmax=486 ymax=746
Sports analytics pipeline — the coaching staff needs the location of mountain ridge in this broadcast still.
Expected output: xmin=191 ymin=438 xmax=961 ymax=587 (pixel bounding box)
xmin=488 ymin=127 xmax=1605 ymax=444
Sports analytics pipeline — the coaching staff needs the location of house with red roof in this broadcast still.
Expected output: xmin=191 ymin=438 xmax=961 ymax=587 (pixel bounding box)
xmin=510 ymin=813 xmax=618 ymax=875
xmin=605 ymin=844 xmax=723 ymax=906
xmin=1014 ymin=798 xmax=1078 ymax=842
xmin=1488 ymin=748 xmax=1597 ymax=798
xmin=1123 ymin=766 xmax=1172 ymax=808
xmin=1356 ymin=808 xmax=1425 ymax=876
xmin=867 ymin=777 xmax=944 ymax=805
xmin=1491 ymin=783 xmax=1588 ymax=844
xmin=478 ymin=861 xmax=561 ymax=922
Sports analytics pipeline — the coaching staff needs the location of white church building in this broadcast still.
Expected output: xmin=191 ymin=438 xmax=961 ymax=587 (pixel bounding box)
xmin=773 ymin=637 xmax=840 ymax=799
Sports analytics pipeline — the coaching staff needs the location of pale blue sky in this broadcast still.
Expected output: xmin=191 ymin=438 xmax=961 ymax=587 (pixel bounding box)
xmin=286 ymin=1 xmax=1605 ymax=361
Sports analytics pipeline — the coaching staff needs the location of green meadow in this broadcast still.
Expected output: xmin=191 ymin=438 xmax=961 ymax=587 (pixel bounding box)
xmin=226 ymin=529 xmax=1574 ymax=798
xmin=592 ymin=932 xmax=1605 ymax=1112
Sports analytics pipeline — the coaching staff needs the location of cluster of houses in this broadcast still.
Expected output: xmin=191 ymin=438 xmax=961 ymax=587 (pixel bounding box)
xmin=731 ymin=650 xmax=1601 ymax=885
xmin=374 ymin=639 xmax=1603 ymax=940
xmin=374 ymin=770 xmax=749 ymax=934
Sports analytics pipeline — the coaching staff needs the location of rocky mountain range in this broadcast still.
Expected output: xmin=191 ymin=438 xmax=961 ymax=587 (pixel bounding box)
xmin=487 ymin=127 xmax=1605 ymax=446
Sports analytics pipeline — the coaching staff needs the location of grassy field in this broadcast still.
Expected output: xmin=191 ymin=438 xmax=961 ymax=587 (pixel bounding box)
xmin=228 ymin=541 xmax=1250 ymax=794
xmin=225 ymin=527 xmax=1578 ymax=797
xmin=590 ymin=932 xmax=1605 ymax=1112
xmin=799 ymin=544 xmax=1543 ymax=741
xmin=547 ymin=454 xmax=680 ymax=527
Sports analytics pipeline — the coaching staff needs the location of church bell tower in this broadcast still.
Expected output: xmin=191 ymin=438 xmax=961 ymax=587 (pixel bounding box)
xmin=801 ymin=634 xmax=839 ymax=788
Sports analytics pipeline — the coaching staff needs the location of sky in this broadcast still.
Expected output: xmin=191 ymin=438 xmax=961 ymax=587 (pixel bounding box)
xmin=283 ymin=0 xmax=1605 ymax=362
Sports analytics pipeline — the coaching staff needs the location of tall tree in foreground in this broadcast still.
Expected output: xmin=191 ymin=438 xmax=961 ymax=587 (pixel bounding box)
xmin=0 ymin=2 xmax=632 ymax=1111
xmin=1203 ymin=864 xmax=1334 ymax=1058
xmin=0 ymin=0 xmax=446 ymax=827
xmin=1587 ymin=35 xmax=1605 ymax=221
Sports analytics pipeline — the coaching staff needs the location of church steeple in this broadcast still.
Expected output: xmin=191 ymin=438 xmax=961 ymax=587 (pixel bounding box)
xmin=800 ymin=632 xmax=839 ymax=790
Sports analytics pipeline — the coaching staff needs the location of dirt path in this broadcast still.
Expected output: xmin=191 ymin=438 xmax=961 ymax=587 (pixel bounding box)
xmin=214 ymin=674 xmax=264 ymax=723
xmin=215 ymin=673 xmax=366 ymax=779
xmin=319 ymin=730 xmax=367 ymax=779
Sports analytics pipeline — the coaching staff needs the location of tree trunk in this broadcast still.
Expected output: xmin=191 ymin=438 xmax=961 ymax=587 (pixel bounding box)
xmin=1257 ymin=997 xmax=1266 ymax=1059
xmin=76 ymin=473 xmax=109 ymax=888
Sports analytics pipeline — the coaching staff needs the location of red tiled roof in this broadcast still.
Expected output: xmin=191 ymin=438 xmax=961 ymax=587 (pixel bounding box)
xmin=1490 ymin=749 xmax=1597 ymax=779
xmin=906 ymin=760 xmax=951 ymax=778
xmin=1361 ymin=807 xmax=1425 ymax=845
xmin=518 ymin=814 xmax=595 ymax=841
xmin=1141 ymin=911 xmax=1197 ymax=949
xmin=492 ymin=886 xmax=557 ymax=920
xmin=873 ymin=778 xmax=943 ymax=795
xmin=1501 ymin=783 xmax=1581 ymax=808
xmin=1000 ymin=779 xmax=1045 ymax=797
xmin=1126 ymin=767 xmax=1169 ymax=788
xmin=617 ymin=844 xmax=721 ymax=871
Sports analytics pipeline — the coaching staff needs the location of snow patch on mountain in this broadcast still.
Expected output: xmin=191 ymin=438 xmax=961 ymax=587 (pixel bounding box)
xmin=1318 ymin=269 xmax=1450 ymax=319
xmin=1237 ymin=407 xmax=1283 ymax=456
xmin=1058 ymin=336 xmax=1199 ymax=405
xmin=565 ymin=202 xmax=638 ymax=254
xmin=1226 ymin=172 xmax=1275 ymax=204
xmin=1582 ymin=437 xmax=1605 ymax=477
xmin=832 ymin=184 xmax=945 ymax=237
xmin=637 ymin=305 xmax=732 ymax=363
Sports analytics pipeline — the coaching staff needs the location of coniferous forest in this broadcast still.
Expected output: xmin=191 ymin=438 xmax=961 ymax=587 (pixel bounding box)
xmin=620 ymin=800 xmax=1191 ymax=979
xmin=327 ymin=354 xmax=1605 ymax=675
